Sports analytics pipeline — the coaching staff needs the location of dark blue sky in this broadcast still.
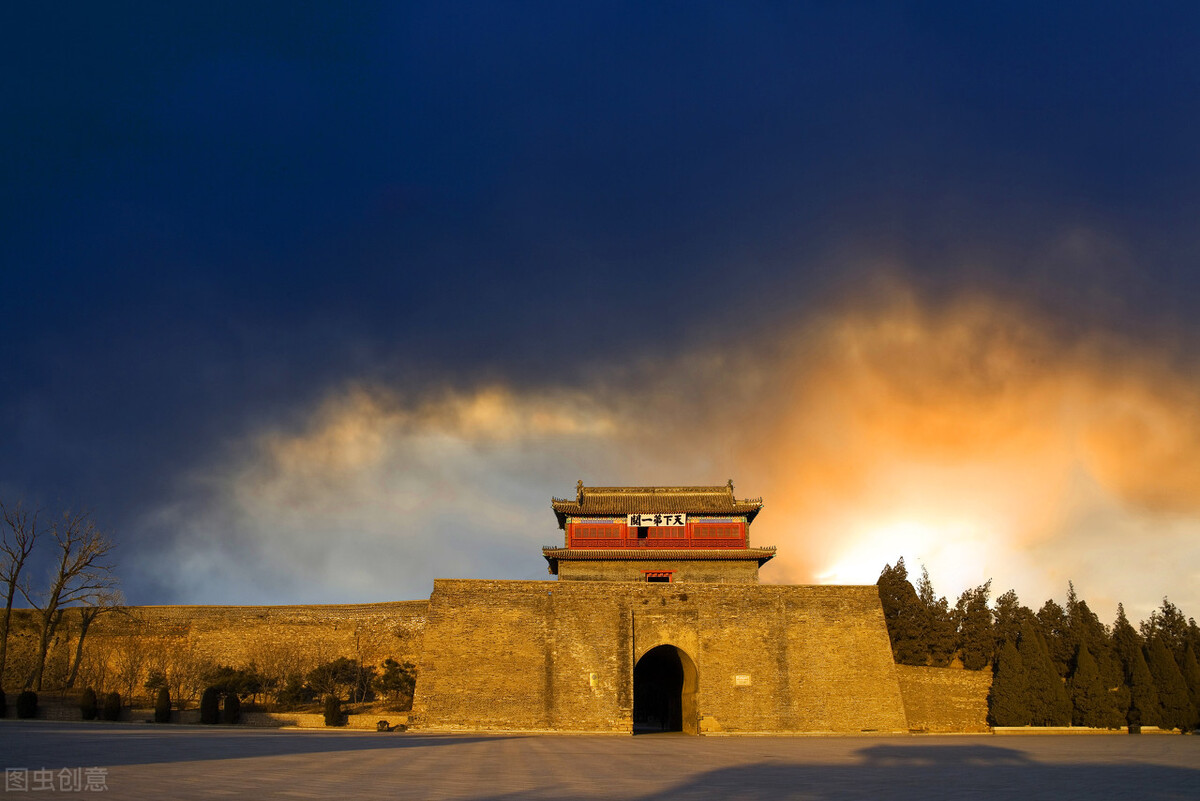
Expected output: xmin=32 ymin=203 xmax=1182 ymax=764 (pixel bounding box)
xmin=4 ymin=3 xmax=1200 ymax=606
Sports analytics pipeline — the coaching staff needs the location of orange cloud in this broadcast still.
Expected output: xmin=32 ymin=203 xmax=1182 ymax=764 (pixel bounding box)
xmin=719 ymin=282 xmax=1200 ymax=617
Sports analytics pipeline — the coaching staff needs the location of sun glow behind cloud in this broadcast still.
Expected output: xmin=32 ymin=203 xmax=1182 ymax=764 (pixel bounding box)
xmin=137 ymin=277 xmax=1200 ymax=621
xmin=744 ymin=284 xmax=1200 ymax=619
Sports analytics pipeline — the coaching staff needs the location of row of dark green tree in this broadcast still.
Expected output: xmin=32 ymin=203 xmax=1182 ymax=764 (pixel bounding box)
xmin=196 ymin=685 xmax=338 ymax=727
xmin=0 ymin=688 xmax=46 ymax=719
xmin=79 ymin=688 xmax=129 ymax=721
xmin=0 ymin=688 xmax=126 ymax=721
xmin=192 ymin=656 xmax=417 ymax=710
xmin=877 ymin=558 xmax=1200 ymax=731
xmin=135 ymin=656 xmax=417 ymax=725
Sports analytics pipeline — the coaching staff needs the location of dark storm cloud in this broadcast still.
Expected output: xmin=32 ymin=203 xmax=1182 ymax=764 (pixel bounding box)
xmin=3 ymin=3 xmax=1200 ymax=605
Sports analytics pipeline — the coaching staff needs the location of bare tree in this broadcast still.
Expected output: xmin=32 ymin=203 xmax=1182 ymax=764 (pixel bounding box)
xmin=21 ymin=509 xmax=117 ymax=690
xmin=0 ymin=500 xmax=38 ymax=683
xmin=160 ymin=637 xmax=205 ymax=708
xmin=66 ymin=590 xmax=124 ymax=688
xmin=112 ymin=631 xmax=147 ymax=705
xmin=73 ymin=637 xmax=110 ymax=695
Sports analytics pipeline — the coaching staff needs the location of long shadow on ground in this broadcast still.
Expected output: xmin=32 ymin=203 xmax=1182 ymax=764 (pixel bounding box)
xmin=0 ymin=721 xmax=510 ymax=768
xmin=4 ymin=725 xmax=1197 ymax=801
xmin=479 ymin=741 xmax=1200 ymax=801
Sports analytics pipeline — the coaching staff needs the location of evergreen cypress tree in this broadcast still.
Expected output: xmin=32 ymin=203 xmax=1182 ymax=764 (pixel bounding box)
xmin=1141 ymin=598 xmax=1191 ymax=662
xmin=222 ymin=693 xmax=241 ymax=725
xmin=955 ymin=581 xmax=993 ymax=670
xmin=16 ymin=690 xmax=37 ymax=719
xmin=876 ymin=559 xmax=929 ymax=665
xmin=1180 ymin=642 xmax=1200 ymax=728
xmin=1129 ymin=646 xmax=1161 ymax=728
xmin=1114 ymin=605 xmax=1160 ymax=727
xmin=1110 ymin=673 xmax=1132 ymax=728
xmin=1036 ymin=598 xmax=1072 ymax=678
xmin=101 ymin=692 xmax=121 ymax=721
xmin=1019 ymin=620 xmax=1071 ymax=725
xmin=79 ymin=688 xmax=98 ymax=721
xmin=1068 ymin=644 xmax=1108 ymax=728
xmin=992 ymin=590 xmax=1026 ymax=661
xmin=1069 ymin=597 xmax=1114 ymax=672
xmin=154 ymin=687 xmax=171 ymax=724
xmin=918 ymin=566 xmax=956 ymax=667
xmin=323 ymin=695 xmax=343 ymax=727
xmin=1069 ymin=597 xmax=1124 ymax=728
xmin=1146 ymin=636 xmax=1195 ymax=731
xmin=988 ymin=639 xmax=1030 ymax=726
xmin=200 ymin=687 xmax=220 ymax=725
xmin=1113 ymin=604 xmax=1140 ymax=663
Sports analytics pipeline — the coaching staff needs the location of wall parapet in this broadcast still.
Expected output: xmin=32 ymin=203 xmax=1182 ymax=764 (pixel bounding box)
xmin=895 ymin=664 xmax=991 ymax=732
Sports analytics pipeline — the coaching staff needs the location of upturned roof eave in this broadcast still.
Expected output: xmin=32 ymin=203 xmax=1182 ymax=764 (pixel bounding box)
xmin=541 ymin=546 xmax=776 ymax=574
xmin=550 ymin=484 xmax=764 ymax=530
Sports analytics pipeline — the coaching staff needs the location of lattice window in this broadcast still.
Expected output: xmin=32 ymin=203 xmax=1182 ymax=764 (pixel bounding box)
xmin=573 ymin=524 xmax=620 ymax=539
xmin=693 ymin=523 xmax=742 ymax=539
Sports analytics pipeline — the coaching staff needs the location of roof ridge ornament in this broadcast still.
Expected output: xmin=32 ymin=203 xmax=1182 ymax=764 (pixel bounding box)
xmin=727 ymin=478 xmax=734 ymax=495
xmin=576 ymin=479 xmax=584 ymax=502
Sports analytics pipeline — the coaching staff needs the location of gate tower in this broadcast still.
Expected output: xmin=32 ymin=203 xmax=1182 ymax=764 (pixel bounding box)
xmin=409 ymin=480 xmax=911 ymax=735
xmin=543 ymin=481 xmax=776 ymax=584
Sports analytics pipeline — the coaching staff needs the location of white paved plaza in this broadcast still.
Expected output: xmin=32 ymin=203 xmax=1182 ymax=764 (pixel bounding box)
xmin=1 ymin=721 xmax=1197 ymax=800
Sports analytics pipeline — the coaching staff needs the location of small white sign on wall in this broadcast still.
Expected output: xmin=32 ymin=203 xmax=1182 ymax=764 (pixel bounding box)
xmin=626 ymin=513 xmax=687 ymax=527
xmin=734 ymin=674 xmax=752 ymax=686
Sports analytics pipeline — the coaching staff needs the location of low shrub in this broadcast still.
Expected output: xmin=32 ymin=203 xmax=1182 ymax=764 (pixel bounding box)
xmin=274 ymin=675 xmax=315 ymax=709
xmin=154 ymin=687 xmax=171 ymax=723
xmin=80 ymin=688 xmax=98 ymax=720
xmin=222 ymin=693 xmax=241 ymax=725
xmin=323 ymin=695 xmax=343 ymax=727
xmin=101 ymin=692 xmax=121 ymax=721
xmin=200 ymin=687 xmax=220 ymax=724
xmin=16 ymin=690 xmax=37 ymax=719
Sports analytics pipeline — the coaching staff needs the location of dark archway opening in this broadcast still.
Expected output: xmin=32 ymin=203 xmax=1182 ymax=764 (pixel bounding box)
xmin=633 ymin=644 xmax=697 ymax=734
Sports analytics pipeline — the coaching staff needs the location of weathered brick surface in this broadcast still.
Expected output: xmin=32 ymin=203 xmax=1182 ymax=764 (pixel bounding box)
xmin=112 ymin=601 xmax=427 ymax=665
xmin=895 ymin=664 xmax=992 ymax=732
xmin=410 ymin=580 xmax=909 ymax=734
xmin=95 ymin=601 xmax=430 ymax=665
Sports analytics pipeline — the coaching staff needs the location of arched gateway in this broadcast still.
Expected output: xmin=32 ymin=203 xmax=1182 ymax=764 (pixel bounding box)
xmin=633 ymin=644 xmax=698 ymax=734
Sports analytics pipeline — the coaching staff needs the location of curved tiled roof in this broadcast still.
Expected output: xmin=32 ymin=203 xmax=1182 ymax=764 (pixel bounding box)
xmin=541 ymin=546 xmax=776 ymax=574
xmin=551 ymin=482 xmax=763 ymax=529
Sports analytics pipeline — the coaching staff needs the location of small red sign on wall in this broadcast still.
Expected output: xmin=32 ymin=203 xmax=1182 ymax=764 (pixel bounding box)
xmin=643 ymin=570 xmax=674 ymax=583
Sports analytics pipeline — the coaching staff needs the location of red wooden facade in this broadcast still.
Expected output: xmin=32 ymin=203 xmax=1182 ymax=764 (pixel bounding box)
xmin=567 ymin=518 xmax=746 ymax=549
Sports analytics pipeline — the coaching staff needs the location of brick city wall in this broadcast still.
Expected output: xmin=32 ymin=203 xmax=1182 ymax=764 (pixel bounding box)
xmin=410 ymin=580 xmax=910 ymax=734
xmin=0 ymin=601 xmax=429 ymax=693
xmin=895 ymin=664 xmax=992 ymax=732
xmin=87 ymin=601 xmax=430 ymax=667
xmin=556 ymin=560 xmax=759 ymax=583
xmin=5 ymin=592 xmax=991 ymax=734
